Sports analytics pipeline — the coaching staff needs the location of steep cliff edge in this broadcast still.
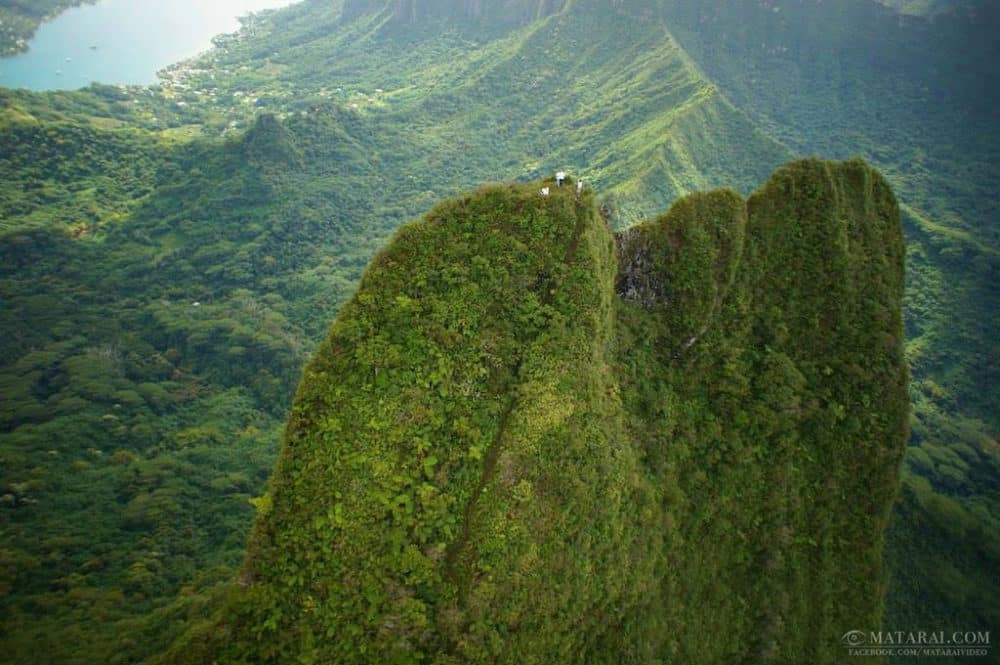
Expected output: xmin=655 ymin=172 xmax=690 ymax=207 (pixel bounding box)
xmin=165 ymin=159 xmax=907 ymax=663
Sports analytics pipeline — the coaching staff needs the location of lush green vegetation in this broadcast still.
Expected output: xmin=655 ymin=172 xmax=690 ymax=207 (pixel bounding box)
xmin=160 ymin=159 xmax=907 ymax=663
xmin=0 ymin=0 xmax=96 ymax=55
xmin=0 ymin=8 xmax=798 ymax=659
xmin=659 ymin=0 xmax=1000 ymax=643
xmin=0 ymin=1 xmax=993 ymax=661
xmin=0 ymin=92 xmax=444 ymax=661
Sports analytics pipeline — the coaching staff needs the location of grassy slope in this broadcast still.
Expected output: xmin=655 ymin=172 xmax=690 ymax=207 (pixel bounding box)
xmin=183 ymin=0 xmax=791 ymax=222
xmin=168 ymin=158 xmax=906 ymax=663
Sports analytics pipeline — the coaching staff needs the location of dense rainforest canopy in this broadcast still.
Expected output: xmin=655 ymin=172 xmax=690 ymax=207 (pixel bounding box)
xmin=0 ymin=0 xmax=996 ymax=663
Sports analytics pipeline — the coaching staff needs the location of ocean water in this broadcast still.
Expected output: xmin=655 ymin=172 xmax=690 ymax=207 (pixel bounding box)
xmin=0 ymin=0 xmax=298 ymax=91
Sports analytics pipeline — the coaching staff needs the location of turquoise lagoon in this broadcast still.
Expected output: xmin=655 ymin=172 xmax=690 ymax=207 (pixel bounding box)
xmin=0 ymin=0 xmax=297 ymax=91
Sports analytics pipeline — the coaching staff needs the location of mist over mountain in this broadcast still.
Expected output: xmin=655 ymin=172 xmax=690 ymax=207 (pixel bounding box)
xmin=0 ymin=0 xmax=995 ymax=662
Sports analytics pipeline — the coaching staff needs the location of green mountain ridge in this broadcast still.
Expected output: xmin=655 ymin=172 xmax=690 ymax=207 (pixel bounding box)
xmin=653 ymin=1 xmax=1000 ymax=638
xmin=164 ymin=159 xmax=908 ymax=663
xmin=0 ymin=0 xmax=995 ymax=662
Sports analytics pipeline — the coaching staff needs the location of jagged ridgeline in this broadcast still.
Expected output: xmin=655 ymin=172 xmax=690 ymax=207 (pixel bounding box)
xmin=165 ymin=159 xmax=907 ymax=663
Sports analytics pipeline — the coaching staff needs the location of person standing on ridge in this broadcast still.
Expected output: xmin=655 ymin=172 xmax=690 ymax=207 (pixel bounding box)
xmin=576 ymin=179 xmax=584 ymax=196
xmin=556 ymin=171 xmax=566 ymax=187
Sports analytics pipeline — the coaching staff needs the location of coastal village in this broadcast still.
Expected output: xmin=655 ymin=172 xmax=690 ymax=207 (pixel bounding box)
xmin=3 ymin=6 xmax=394 ymax=135
xmin=148 ymin=14 xmax=394 ymax=135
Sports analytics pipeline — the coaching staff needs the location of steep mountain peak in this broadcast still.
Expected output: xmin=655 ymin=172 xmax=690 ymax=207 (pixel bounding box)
xmin=161 ymin=159 xmax=908 ymax=663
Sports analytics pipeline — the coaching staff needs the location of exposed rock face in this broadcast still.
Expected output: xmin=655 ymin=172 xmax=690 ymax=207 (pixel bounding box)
xmin=616 ymin=189 xmax=744 ymax=310
xmin=615 ymin=225 xmax=663 ymax=308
